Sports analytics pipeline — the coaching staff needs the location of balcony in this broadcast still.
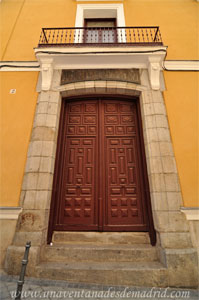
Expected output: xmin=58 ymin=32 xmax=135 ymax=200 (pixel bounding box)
xmin=35 ymin=26 xmax=167 ymax=91
xmin=38 ymin=26 xmax=163 ymax=47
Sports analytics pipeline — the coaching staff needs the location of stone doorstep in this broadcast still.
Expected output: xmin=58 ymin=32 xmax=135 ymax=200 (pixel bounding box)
xmin=34 ymin=261 xmax=168 ymax=287
xmin=37 ymin=238 xmax=166 ymax=287
xmin=5 ymin=243 xmax=198 ymax=288
xmin=41 ymin=243 xmax=158 ymax=263
xmin=32 ymin=248 xmax=199 ymax=288
xmin=52 ymin=231 xmax=151 ymax=245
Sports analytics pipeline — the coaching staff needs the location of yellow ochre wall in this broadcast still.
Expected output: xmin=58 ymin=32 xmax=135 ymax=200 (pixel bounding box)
xmin=0 ymin=0 xmax=198 ymax=207
xmin=1 ymin=0 xmax=77 ymax=60
xmin=0 ymin=72 xmax=38 ymax=206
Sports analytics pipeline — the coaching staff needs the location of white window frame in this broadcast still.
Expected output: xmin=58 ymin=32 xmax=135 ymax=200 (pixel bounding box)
xmin=75 ymin=3 xmax=126 ymax=43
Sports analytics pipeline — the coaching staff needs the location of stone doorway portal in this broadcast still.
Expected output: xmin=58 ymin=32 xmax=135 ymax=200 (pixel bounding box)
xmin=5 ymin=70 xmax=198 ymax=288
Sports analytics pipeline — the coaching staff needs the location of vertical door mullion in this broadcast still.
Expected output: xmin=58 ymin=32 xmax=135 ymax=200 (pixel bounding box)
xmin=98 ymin=99 xmax=104 ymax=230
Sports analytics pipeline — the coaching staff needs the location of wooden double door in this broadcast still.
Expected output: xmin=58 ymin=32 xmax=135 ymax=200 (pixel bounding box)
xmin=49 ymin=97 xmax=155 ymax=241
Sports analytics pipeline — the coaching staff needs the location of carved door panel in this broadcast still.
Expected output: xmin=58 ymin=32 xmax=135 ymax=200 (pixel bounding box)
xmin=55 ymin=100 xmax=99 ymax=230
xmin=52 ymin=98 xmax=151 ymax=233
xmin=102 ymin=100 xmax=147 ymax=231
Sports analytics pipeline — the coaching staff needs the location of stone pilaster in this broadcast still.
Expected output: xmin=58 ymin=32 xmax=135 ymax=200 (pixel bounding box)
xmin=5 ymin=71 xmax=62 ymax=275
xmin=140 ymin=69 xmax=198 ymax=287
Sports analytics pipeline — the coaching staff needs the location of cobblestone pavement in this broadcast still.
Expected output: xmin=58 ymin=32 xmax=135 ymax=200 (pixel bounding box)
xmin=0 ymin=271 xmax=198 ymax=300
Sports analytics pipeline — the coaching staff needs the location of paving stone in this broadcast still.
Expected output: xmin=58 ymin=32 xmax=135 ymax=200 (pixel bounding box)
xmin=0 ymin=271 xmax=198 ymax=300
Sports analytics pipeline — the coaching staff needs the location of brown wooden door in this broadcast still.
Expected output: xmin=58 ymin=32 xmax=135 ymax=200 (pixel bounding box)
xmin=102 ymin=100 xmax=147 ymax=231
xmin=56 ymin=100 xmax=99 ymax=230
xmin=50 ymin=97 xmax=154 ymax=237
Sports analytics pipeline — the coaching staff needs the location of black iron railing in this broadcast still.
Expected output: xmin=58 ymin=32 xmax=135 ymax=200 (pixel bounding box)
xmin=38 ymin=26 xmax=163 ymax=46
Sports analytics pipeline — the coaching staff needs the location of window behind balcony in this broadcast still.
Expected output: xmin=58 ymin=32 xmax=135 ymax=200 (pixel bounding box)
xmin=84 ymin=18 xmax=117 ymax=43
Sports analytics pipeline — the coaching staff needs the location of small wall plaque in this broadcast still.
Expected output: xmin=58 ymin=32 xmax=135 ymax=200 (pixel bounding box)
xmin=10 ymin=89 xmax=16 ymax=94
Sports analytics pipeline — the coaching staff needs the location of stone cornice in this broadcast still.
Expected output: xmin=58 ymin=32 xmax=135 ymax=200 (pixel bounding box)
xmin=163 ymin=60 xmax=199 ymax=71
xmin=0 ymin=61 xmax=40 ymax=71
xmin=0 ymin=207 xmax=22 ymax=220
xmin=181 ymin=207 xmax=199 ymax=221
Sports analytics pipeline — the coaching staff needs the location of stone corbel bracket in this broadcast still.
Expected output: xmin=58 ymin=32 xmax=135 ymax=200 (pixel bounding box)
xmin=148 ymin=56 xmax=162 ymax=90
xmin=40 ymin=58 xmax=54 ymax=91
